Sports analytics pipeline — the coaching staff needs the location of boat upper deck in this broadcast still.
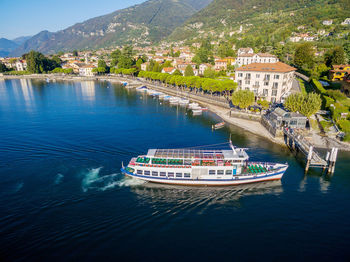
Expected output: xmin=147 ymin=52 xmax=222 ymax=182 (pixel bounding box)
xmin=146 ymin=148 xmax=248 ymax=160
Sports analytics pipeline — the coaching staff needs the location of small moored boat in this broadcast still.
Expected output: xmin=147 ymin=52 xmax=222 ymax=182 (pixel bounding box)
xmin=212 ymin=121 xmax=225 ymax=130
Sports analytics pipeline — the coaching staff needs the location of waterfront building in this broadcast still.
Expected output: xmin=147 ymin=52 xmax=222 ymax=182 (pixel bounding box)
xmin=236 ymin=52 xmax=278 ymax=67
xmin=79 ymin=65 xmax=96 ymax=77
xmin=267 ymin=108 xmax=308 ymax=129
xmin=15 ymin=60 xmax=27 ymax=71
xmin=235 ymin=62 xmax=296 ymax=103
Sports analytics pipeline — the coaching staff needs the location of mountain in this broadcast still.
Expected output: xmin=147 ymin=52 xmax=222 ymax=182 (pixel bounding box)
xmin=12 ymin=36 xmax=32 ymax=46
xmin=0 ymin=38 xmax=19 ymax=57
xmin=10 ymin=0 xmax=212 ymax=56
xmin=169 ymin=0 xmax=350 ymax=43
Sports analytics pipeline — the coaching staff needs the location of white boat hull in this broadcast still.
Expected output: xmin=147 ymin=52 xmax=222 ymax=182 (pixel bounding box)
xmin=121 ymin=166 xmax=287 ymax=186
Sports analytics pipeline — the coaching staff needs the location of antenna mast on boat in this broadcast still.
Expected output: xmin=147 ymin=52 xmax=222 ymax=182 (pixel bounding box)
xmin=229 ymin=134 xmax=237 ymax=155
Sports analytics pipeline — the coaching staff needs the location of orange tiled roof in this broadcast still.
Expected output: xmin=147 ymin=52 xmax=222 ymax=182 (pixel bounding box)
xmin=236 ymin=62 xmax=296 ymax=73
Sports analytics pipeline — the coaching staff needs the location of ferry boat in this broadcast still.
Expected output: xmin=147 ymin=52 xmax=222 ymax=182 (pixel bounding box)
xmin=121 ymin=141 xmax=288 ymax=186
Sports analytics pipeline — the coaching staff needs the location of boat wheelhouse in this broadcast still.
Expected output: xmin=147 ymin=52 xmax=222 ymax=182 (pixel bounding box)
xmin=121 ymin=143 xmax=288 ymax=186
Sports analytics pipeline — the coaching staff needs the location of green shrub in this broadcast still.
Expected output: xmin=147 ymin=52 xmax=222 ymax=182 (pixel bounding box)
xmin=310 ymin=79 xmax=326 ymax=94
xmin=330 ymin=103 xmax=349 ymax=121
xmin=4 ymin=70 xmax=31 ymax=75
xmin=323 ymin=95 xmax=335 ymax=109
xmin=337 ymin=119 xmax=350 ymax=133
xmin=319 ymin=120 xmax=333 ymax=131
xmin=326 ymin=90 xmax=347 ymax=101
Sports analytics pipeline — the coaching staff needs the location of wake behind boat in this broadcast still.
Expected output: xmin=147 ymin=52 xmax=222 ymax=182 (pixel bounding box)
xmin=121 ymin=140 xmax=288 ymax=186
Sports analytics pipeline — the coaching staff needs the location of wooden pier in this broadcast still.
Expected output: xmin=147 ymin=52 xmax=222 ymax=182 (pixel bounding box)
xmin=283 ymin=128 xmax=338 ymax=174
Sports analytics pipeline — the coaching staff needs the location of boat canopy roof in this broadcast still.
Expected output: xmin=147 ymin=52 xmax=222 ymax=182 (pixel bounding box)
xmin=146 ymin=148 xmax=248 ymax=160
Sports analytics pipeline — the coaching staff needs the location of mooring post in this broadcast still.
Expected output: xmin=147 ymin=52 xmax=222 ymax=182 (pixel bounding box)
xmin=305 ymin=146 xmax=313 ymax=172
xmin=324 ymin=151 xmax=330 ymax=170
xmin=328 ymin=148 xmax=335 ymax=174
xmin=331 ymin=148 xmax=338 ymax=174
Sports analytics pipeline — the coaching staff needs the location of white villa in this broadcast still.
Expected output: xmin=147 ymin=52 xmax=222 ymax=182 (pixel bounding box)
xmin=235 ymin=62 xmax=296 ymax=103
xmin=16 ymin=60 xmax=27 ymax=71
xmin=79 ymin=65 xmax=96 ymax=77
xmin=236 ymin=52 xmax=278 ymax=67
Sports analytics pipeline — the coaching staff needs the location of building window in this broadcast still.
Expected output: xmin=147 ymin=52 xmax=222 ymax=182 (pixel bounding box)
xmin=245 ymin=80 xmax=250 ymax=85
xmin=254 ymin=81 xmax=259 ymax=87
xmin=273 ymin=82 xmax=278 ymax=89
xmin=217 ymin=170 xmax=224 ymax=175
xmin=144 ymin=170 xmax=150 ymax=176
xmin=238 ymin=80 xmax=242 ymax=86
xmin=272 ymin=90 xmax=277 ymax=96
xmin=274 ymin=75 xmax=280 ymax=79
xmin=176 ymin=173 xmax=182 ymax=178
xmin=238 ymin=73 xmax=243 ymax=77
xmin=152 ymin=171 xmax=158 ymax=176
xmin=184 ymin=173 xmax=191 ymax=178
xmin=137 ymin=170 xmax=143 ymax=175
xmin=209 ymin=170 xmax=216 ymax=175
xmin=264 ymin=81 xmax=269 ymax=86
xmin=263 ymin=89 xmax=268 ymax=96
xmin=168 ymin=172 xmax=174 ymax=177
xmin=226 ymin=170 xmax=233 ymax=175
xmin=264 ymin=74 xmax=270 ymax=81
xmin=246 ymin=73 xmax=251 ymax=79
xmin=256 ymin=74 xmax=260 ymax=78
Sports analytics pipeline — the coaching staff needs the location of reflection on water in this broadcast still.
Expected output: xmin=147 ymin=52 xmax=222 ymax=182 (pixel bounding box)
xmin=129 ymin=180 xmax=283 ymax=207
xmin=80 ymin=81 xmax=96 ymax=101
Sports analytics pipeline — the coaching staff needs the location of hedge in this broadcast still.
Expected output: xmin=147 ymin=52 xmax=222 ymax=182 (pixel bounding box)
xmin=310 ymin=79 xmax=327 ymax=94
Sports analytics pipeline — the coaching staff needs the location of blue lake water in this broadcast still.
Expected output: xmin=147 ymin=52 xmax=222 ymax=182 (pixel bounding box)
xmin=0 ymin=79 xmax=350 ymax=261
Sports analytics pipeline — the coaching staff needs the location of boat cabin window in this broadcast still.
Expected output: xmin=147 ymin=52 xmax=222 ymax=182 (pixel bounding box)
xmin=137 ymin=170 xmax=143 ymax=175
xmin=160 ymin=172 xmax=166 ymax=177
xmin=168 ymin=172 xmax=174 ymax=177
xmin=152 ymin=171 xmax=158 ymax=176
xmin=184 ymin=173 xmax=191 ymax=178
xmin=225 ymin=170 xmax=233 ymax=175
xmin=144 ymin=170 xmax=150 ymax=176
xmin=209 ymin=170 xmax=216 ymax=175
xmin=217 ymin=170 xmax=224 ymax=175
xmin=176 ymin=173 xmax=182 ymax=178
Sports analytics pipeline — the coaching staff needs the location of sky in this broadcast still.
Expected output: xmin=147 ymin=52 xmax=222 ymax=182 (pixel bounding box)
xmin=0 ymin=0 xmax=145 ymax=39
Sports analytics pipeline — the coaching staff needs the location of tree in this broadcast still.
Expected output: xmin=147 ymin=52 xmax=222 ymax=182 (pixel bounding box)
xmin=231 ymin=90 xmax=255 ymax=109
xmin=257 ymin=99 xmax=270 ymax=110
xmin=343 ymin=42 xmax=350 ymax=63
xmin=136 ymin=58 xmax=143 ymax=70
xmin=325 ymin=46 xmax=345 ymax=67
xmin=293 ymin=43 xmax=315 ymax=69
xmin=25 ymin=50 xmax=60 ymax=73
xmin=284 ymin=93 xmax=322 ymax=117
xmin=72 ymin=50 xmax=78 ymax=57
xmin=184 ymin=65 xmax=194 ymax=76
xmin=173 ymin=69 xmax=182 ymax=76
xmin=217 ymin=41 xmax=235 ymax=58
xmin=97 ymin=59 xmax=108 ymax=74
xmin=0 ymin=62 xmax=8 ymax=72
xmin=117 ymin=45 xmax=134 ymax=69
xmin=110 ymin=49 xmax=122 ymax=66
xmin=203 ymin=68 xmax=216 ymax=79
